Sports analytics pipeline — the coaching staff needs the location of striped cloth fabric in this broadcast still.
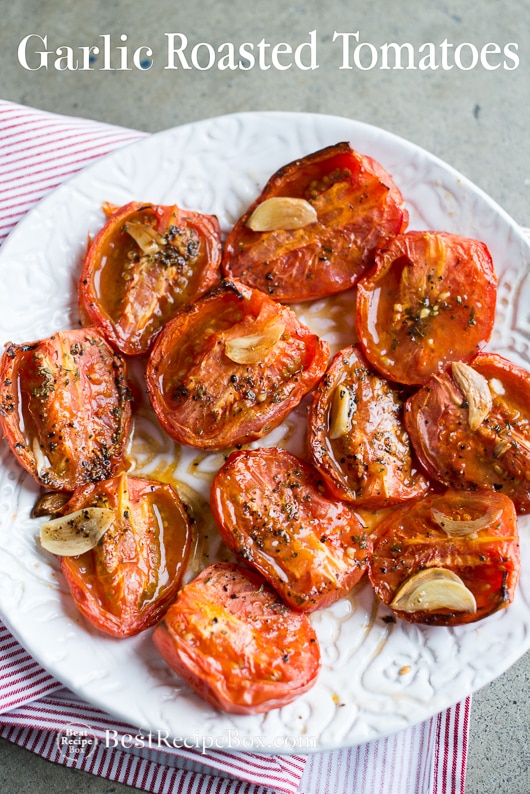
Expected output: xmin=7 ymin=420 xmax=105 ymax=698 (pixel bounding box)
xmin=0 ymin=98 xmax=470 ymax=794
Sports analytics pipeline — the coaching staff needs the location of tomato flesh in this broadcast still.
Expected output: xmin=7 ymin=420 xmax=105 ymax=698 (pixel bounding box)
xmin=211 ymin=447 xmax=370 ymax=611
xmin=0 ymin=328 xmax=132 ymax=491
xmin=223 ymin=142 xmax=408 ymax=302
xmin=356 ymin=231 xmax=497 ymax=385
xmin=79 ymin=201 xmax=222 ymax=356
xmin=308 ymin=345 xmax=428 ymax=508
xmin=152 ymin=562 xmax=321 ymax=714
xmin=369 ymin=489 xmax=519 ymax=625
xmin=405 ymin=352 xmax=530 ymax=513
xmin=59 ymin=475 xmax=193 ymax=637
xmin=145 ymin=279 xmax=330 ymax=450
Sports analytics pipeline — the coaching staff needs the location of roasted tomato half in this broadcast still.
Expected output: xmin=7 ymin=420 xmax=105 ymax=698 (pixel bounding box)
xmin=153 ymin=562 xmax=321 ymax=714
xmin=405 ymin=353 xmax=530 ymax=513
xmin=222 ymin=142 xmax=408 ymax=302
xmin=79 ymin=201 xmax=222 ymax=356
xmin=145 ymin=279 xmax=330 ymax=450
xmin=58 ymin=475 xmax=193 ymax=637
xmin=369 ymin=490 xmax=519 ymax=626
xmin=0 ymin=328 xmax=132 ymax=491
xmin=210 ymin=447 xmax=370 ymax=611
xmin=356 ymin=231 xmax=497 ymax=385
xmin=308 ymin=345 xmax=428 ymax=508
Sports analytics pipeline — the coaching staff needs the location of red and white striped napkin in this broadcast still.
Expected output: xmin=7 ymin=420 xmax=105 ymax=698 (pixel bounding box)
xmin=0 ymin=98 xmax=469 ymax=794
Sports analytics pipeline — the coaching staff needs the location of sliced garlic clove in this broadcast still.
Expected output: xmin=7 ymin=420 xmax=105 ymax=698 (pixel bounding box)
xmin=488 ymin=377 xmax=505 ymax=396
xmin=225 ymin=319 xmax=286 ymax=364
xmin=451 ymin=361 xmax=492 ymax=430
xmin=329 ymin=384 xmax=354 ymax=440
xmin=390 ymin=567 xmax=477 ymax=613
xmin=32 ymin=491 xmax=71 ymax=518
xmin=246 ymin=197 xmax=317 ymax=232
xmin=123 ymin=221 xmax=165 ymax=254
xmin=493 ymin=439 xmax=512 ymax=459
xmin=431 ymin=506 xmax=503 ymax=537
xmin=40 ymin=507 xmax=115 ymax=556
xmin=32 ymin=437 xmax=50 ymax=476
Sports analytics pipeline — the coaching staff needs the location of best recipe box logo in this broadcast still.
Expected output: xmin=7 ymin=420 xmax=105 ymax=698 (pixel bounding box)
xmin=56 ymin=722 xmax=316 ymax=757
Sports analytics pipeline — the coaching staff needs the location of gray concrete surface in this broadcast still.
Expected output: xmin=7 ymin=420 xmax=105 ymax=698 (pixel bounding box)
xmin=1 ymin=1 xmax=530 ymax=792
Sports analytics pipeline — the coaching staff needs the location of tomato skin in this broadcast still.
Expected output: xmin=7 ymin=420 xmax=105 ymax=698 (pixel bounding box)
xmin=308 ymin=345 xmax=429 ymax=508
xmin=79 ymin=201 xmax=222 ymax=356
xmin=58 ymin=475 xmax=193 ymax=637
xmin=223 ymin=142 xmax=408 ymax=302
xmin=0 ymin=328 xmax=132 ymax=492
xmin=369 ymin=489 xmax=519 ymax=626
xmin=405 ymin=352 xmax=530 ymax=513
xmin=145 ymin=279 xmax=330 ymax=450
xmin=210 ymin=447 xmax=369 ymax=612
xmin=356 ymin=231 xmax=497 ymax=385
xmin=152 ymin=562 xmax=321 ymax=714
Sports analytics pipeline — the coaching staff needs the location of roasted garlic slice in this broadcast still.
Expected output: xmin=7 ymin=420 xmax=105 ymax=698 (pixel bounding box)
xmin=224 ymin=319 xmax=286 ymax=364
xmin=451 ymin=361 xmax=492 ymax=430
xmin=123 ymin=221 xmax=165 ymax=254
xmin=329 ymin=384 xmax=354 ymax=440
xmin=246 ymin=197 xmax=317 ymax=232
xmin=390 ymin=567 xmax=477 ymax=614
xmin=431 ymin=506 xmax=503 ymax=537
xmin=40 ymin=507 xmax=115 ymax=556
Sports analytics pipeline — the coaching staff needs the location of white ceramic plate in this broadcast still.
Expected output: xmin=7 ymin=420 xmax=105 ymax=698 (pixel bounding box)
xmin=1 ymin=112 xmax=530 ymax=753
